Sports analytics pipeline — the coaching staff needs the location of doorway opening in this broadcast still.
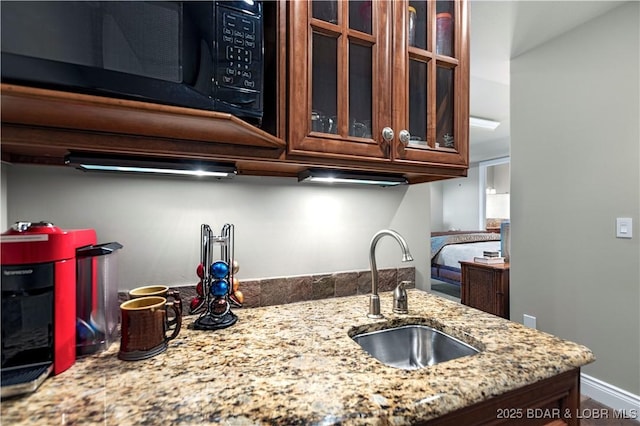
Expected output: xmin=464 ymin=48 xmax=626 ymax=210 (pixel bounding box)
xmin=478 ymin=157 xmax=510 ymax=231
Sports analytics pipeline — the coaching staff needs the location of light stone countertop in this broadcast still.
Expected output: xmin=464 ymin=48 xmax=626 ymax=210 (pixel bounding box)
xmin=1 ymin=290 xmax=595 ymax=425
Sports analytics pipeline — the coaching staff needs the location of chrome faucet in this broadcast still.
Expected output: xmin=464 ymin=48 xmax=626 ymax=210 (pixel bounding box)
xmin=368 ymin=229 xmax=413 ymax=318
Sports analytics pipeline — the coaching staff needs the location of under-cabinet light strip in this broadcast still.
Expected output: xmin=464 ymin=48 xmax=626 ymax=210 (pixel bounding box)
xmin=79 ymin=164 xmax=233 ymax=177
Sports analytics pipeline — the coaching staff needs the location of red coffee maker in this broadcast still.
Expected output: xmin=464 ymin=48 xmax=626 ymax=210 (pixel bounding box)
xmin=1 ymin=222 xmax=113 ymax=397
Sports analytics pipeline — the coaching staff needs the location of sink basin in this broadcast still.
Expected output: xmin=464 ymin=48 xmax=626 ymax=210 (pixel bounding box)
xmin=351 ymin=324 xmax=479 ymax=370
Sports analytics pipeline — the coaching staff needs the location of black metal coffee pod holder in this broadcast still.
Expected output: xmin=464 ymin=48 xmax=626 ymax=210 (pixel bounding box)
xmin=192 ymin=223 xmax=238 ymax=331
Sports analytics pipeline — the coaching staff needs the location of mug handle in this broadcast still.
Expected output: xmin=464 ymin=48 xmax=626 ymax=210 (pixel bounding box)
xmin=167 ymin=289 xmax=181 ymax=302
xmin=165 ymin=302 xmax=182 ymax=341
xmin=167 ymin=290 xmax=182 ymax=316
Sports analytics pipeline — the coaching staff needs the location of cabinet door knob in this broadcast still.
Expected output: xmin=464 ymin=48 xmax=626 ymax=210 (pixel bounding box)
xmin=399 ymin=129 xmax=411 ymax=146
xmin=382 ymin=127 xmax=394 ymax=142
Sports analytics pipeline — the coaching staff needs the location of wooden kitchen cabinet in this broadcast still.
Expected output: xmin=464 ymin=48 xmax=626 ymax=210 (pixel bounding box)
xmin=287 ymin=0 xmax=469 ymax=179
xmin=460 ymin=261 xmax=510 ymax=319
xmin=1 ymin=0 xmax=469 ymax=183
xmin=431 ymin=368 xmax=580 ymax=426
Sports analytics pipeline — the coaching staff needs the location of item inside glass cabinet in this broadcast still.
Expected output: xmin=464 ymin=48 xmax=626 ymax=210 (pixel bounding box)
xmin=436 ymin=12 xmax=453 ymax=56
xmin=312 ymin=0 xmax=337 ymax=24
xmin=408 ymin=6 xmax=417 ymax=47
xmin=311 ymin=111 xmax=337 ymax=134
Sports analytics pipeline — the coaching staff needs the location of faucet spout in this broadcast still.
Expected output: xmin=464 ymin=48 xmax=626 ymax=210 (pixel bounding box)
xmin=368 ymin=229 xmax=413 ymax=318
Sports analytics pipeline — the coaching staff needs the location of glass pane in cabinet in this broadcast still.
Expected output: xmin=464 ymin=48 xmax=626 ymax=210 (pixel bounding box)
xmin=408 ymin=59 xmax=427 ymax=144
xmin=349 ymin=1 xmax=372 ymax=34
xmin=349 ymin=42 xmax=372 ymax=138
xmin=311 ymin=33 xmax=338 ymax=134
xmin=349 ymin=43 xmax=373 ymax=138
xmin=436 ymin=0 xmax=454 ymax=56
xmin=312 ymin=0 xmax=338 ymax=24
xmin=436 ymin=66 xmax=454 ymax=148
xmin=408 ymin=1 xmax=427 ymax=50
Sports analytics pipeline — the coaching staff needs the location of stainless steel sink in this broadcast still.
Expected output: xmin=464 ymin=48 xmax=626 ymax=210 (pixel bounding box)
xmin=351 ymin=324 xmax=479 ymax=370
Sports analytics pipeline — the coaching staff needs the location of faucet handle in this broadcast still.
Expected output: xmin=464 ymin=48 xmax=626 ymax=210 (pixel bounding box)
xmin=393 ymin=281 xmax=410 ymax=314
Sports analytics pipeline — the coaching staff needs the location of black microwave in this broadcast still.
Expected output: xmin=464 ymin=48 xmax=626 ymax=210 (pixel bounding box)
xmin=1 ymin=1 xmax=264 ymax=125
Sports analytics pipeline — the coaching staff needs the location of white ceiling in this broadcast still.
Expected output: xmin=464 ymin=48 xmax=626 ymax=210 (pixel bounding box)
xmin=468 ymin=0 xmax=625 ymax=163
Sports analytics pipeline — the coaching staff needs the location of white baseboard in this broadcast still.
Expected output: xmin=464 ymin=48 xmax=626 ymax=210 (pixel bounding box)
xmin=581 ymin=373 xmax=640 ymax=414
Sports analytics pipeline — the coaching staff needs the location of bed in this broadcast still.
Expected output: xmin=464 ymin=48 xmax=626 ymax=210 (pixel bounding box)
xmin=430 ymin=231 xmax=502 ymax=286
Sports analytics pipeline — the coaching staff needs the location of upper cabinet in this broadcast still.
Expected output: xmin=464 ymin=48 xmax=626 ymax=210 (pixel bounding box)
xmin=288 ymin=1 xmax=392 ymax=160
xmin=1 ymin=0 xmax=468 ymax=183
xmin=392 ymin=0 xmax=469 ymax=167
xmin=287 ymin=0 xmax=469 ymax=176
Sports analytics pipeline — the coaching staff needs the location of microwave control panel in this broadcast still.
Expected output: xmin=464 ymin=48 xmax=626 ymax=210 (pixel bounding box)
xmin=214 ymin=3 xmax=262 ymax=112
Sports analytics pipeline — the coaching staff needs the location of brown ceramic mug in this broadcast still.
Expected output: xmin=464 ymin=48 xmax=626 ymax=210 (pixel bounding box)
xmin=118 ymin=296 xmax=181 ymax=361
xmin=128 ymin=285 xmax=182 ymax=317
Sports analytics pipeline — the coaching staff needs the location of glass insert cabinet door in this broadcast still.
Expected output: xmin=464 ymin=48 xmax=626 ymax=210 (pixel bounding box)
xmin=392 ymin=0 xmax=469 ymax=165
xmin=288 ymin=0 xmax=391 ymax=159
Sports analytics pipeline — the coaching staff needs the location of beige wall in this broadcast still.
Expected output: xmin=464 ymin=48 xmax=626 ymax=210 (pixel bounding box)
xmin=487 ymin=163 xmax=509 ymax=194
xmin=3 ymin=164 xmax=431 ymax=291
xmin=511 ymin=2 xmax=639 ymax=395
xmin=440 ymin=164 xmax=480 ymax=231
xmin=430 ymin=181 xmax=445 ymax=232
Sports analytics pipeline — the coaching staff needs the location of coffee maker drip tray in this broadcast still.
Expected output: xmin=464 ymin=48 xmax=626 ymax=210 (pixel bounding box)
xmin=1 ymin=362 xmax=53 ymax=398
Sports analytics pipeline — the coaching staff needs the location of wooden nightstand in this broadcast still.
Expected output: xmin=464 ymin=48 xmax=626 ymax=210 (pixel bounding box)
xmin=459 ymin=261 xmax=510 ymax=319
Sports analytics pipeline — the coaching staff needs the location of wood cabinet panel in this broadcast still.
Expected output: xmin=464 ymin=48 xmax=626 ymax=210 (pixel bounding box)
xmin=460 ymin=261 xmax=510 ymax=319
xmin=1 ymin=84 xmax=285 ymax=150
xmin=424 ymin=368 xmax=581 ymax=426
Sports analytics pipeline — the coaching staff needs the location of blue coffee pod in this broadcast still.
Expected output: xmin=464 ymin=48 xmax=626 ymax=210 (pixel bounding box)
xmin=210 ymin=261 xmax=229 ymax=279
xmin=210 ymin=279 xmax=229 ymax=296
